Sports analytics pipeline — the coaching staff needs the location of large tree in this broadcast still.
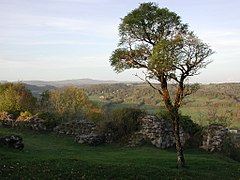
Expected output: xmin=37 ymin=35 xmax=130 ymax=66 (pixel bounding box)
xmin=110 ymin=2 xmax=213 ymax=168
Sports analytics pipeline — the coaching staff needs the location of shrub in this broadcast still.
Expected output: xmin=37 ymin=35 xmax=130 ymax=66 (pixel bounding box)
xmin=221 ymin=135 xmax=240 ymax=162
xmin=0 ymin=83 xmax=37 ymax=113
xmin=100 ymin=108 xmax=145 ymax=142
xmin=16 ymin=111 xmax=33 ymax=122
xmin=85 ymin=111 xmax=105 ymax=124
xmin=40 ymin=87 xmax=99 ymax=122
xmin=157 ymin=110 xmax=201 ymax=135
xmin=179 ymin=115 xmax=201 ymax=136
xmin=20 ymin=111 xmax=32 ymax=118
xmin=37 ymin=112 xmax=59 ymax=130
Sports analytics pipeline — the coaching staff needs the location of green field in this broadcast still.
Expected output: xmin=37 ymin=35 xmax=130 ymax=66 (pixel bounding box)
xmin=0 ymin=127 xmax=239 ymax=179
xmin=86 ymin=83 xmax=240 ymax=128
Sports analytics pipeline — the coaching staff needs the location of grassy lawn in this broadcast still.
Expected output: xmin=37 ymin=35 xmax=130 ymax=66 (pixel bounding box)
xmin=0 ymin=127 xmax=240 ymax=179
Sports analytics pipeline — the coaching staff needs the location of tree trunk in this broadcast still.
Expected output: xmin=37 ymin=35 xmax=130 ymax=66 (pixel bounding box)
xmin=163 ymin=97 xmax=185 ymax=168
xmin=160 ymin=78 xmax=185 ymax=168
xmin=172 ymin=114 xmax=185 ymax=168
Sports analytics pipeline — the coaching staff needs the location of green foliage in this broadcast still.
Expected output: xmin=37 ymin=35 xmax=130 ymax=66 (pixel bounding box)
xmin=157 ymin=109 xmax=201 ymax=135
xmin=110 ymin=2 xmax=188 ymax=73
xmin=179 ymin=115 xmax=203 ymax=148
xmin=179 ymin=115 xmax=201 ymax=136
xmin=85 ymin=110 xmax=105 ymax=123
xmin=40 ymin=87 xmax=99 ymax=122
xmin=85 ymin=83 xmax=240 ymax=128
xmin=221 ymin=135 xmax=240 ymax=162
xmin=206 ymin=101 xmax=232 ymax=127
xmin=0 ymin=83 xmax=36 ymax=114
xmin=20 ymin=111 xmax=32 ymax=118
xmin=110 ymin=2 xmax=213 ymax=85
xmin=37 ymin=112 xmax=59 ymax=130
xmin=100 ymin=108 xmax=145 ymax=142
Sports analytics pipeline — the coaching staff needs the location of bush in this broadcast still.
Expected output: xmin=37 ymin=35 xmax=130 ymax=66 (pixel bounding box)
xmin=0 ymin=83 xmax=37 ymax=113
xmin=20 ymin=111 xmax=32 ymax=118
xmin=179 ymin=115 xmax=201 ymax=136
xmin=16 ymin=111 xmax=33 ymax=122
xmin=221 ymin=135 xmax=240 ymax=162
xmin=157 ymin=110 xmax=201 ymax=135
xmin=85 ymin=111 xmax=105 ymax=123
xmin=37 ymin=112 xmax=59 ymax=130
xmin=100 ymin=108 xmax=145 ymax=142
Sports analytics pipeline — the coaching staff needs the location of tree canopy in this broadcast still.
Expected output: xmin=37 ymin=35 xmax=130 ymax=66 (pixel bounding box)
xmin=0 ymin=82 xmax=36 ymax=113
xmin=40 ymin=87 xmax=102 ymax=122
xmin=110 ymin=3 xmax=213 ymax=98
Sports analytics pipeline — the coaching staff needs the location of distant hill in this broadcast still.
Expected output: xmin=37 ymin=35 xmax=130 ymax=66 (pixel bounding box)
xmin=20 ymin=79 xmax=121 ymax=96
xmin=0 ymin=79 xmax=131 ymax=97
xmin=23 ymin=79 xmax=120 ymax=88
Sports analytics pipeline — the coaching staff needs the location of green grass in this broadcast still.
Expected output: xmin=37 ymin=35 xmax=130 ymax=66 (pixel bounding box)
xmin=0 ymin=127 xmax=240 ymax=179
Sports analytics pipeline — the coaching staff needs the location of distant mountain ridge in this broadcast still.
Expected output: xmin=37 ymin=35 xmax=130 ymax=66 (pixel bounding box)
xmin=23 ymin=78 xmax=120 ymax=87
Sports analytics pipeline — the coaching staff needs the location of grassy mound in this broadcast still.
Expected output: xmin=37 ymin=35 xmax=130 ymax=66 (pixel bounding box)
xmin=0 ymin=127 xmax=239 ymax=179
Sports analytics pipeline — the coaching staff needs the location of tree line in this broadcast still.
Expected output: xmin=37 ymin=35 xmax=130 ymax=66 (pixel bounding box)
xmin=0 ymin=82 xmax=102 ymax=122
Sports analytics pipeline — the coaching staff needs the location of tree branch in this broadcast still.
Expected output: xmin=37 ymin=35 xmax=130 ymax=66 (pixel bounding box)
xmin=134 ymin=73 xmax=163 ymax=95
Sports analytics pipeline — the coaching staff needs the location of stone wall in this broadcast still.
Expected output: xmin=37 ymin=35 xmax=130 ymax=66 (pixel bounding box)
xmin=0 ymin=112 xmax=47 ymax=131
xmin=0 ymin=112 xmax=189 ymax=148
xmin=201 ymin=124 xmax=229 ymax=152
xmin=15 ymin=115 xmax=47 ymax=131
xmin=54 ymin=120 xmax=104 ymax=145
xmin=0 ymin=112 xmax=14 ymax=127
xmin=54 ymin=116 xmax=189 ymax=148
xmin=128 ymin=115 xmax=188 ymax=149
xmin=54 ymin=120 xmax=97 ymax=135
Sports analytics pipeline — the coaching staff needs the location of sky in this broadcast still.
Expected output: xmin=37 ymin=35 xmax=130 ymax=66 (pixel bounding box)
xmin=0 ymin=0 xmax=239 ymax=83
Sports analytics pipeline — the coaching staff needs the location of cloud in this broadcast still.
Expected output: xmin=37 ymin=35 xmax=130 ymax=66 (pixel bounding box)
xmin=4 ymin=39 xmax=110 ymax=46
xmin=0 ymin=12 xmax=118 ymax=40
xmin=0 ymin=55 xmax=108 ymax=69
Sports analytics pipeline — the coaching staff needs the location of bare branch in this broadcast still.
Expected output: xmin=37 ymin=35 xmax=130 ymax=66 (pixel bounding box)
xmin=134 ymin=73 xmax=163 ymax=95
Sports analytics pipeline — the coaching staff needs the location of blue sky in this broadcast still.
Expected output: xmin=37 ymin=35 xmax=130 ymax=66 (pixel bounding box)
xmin=0 ymin=0 xmax=239 ymax=83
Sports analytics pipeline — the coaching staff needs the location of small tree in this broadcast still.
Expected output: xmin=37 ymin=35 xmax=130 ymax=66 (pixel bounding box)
xmin=0 ymin=82 xmax=36 ymax=114
xmin=110 ymin=2 xmax=214 ymax=168
xmin=40 ymin=87 xmax=101 ymax=122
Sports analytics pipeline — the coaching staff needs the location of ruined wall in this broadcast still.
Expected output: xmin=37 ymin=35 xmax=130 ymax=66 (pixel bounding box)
xmin=128 ymin=115 xmax=188 ymax=149
xmin=201 ymin=124 xmax=229 ymax=152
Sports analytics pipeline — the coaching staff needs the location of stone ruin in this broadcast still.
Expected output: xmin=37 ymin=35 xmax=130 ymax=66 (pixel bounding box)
xmin=53 ymin=116 xmax=189 ymax=148
xmin=0 ymin=112 xmax=15 ymax=127
xmin=0 ymin=112 xmax=47 ymax=131
xmin=201 ymin=124 xmax=229 ymax=152
xmin=0 ymin=135 xmax=24 ymax=150
xmin=54 ymin=119 xmax=97 ymax=135
xmin=128 ymin=115 xmax=188 ymax=149
xmin=15 ymin=115 xmax=47 ymax=131
xmin=0 ymin=112 xmax=190 ymax=148
xmin=54 ymin=120 xmax=104 ymax=146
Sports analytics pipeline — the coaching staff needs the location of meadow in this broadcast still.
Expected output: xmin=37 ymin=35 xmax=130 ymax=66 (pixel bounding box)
xmin=85 ymin=83 xmax=240 ymax=128
xmin=0 ymin=127 xmax=240 ymax=179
